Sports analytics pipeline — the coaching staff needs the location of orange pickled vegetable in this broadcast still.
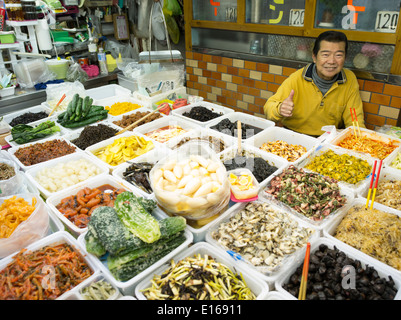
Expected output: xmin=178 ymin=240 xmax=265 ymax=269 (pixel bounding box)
xmin=0 ymin=196 xmax=37 ymax=238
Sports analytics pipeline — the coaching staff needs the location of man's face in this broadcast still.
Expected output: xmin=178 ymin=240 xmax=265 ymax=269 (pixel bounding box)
xmin=312 ymin=40 xmax=346 ymax=81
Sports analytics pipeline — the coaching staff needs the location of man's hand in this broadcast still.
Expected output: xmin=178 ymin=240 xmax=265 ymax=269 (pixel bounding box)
xmin=279 ymin=90 xmax=295 ymax=117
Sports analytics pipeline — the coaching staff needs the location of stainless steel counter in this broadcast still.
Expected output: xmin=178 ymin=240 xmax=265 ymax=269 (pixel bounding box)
xmin=0 ymin=72 xmax=118 ymax=117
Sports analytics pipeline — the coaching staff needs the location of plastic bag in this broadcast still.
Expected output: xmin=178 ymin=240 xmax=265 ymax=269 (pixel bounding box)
xmin=66 ymin=62 xmax=89 ymax=83
xmin=152 ymin=2 xmax=166 ymax=41
xmin=14 ymin=58 xmax=55 ymax=88
xmin=163 ymin=0 xmax=182 ymax=16
xmin=0 ymin=194 xmax=49 ymax=259
xmin=45 ymin=80 xmax=86 ymax=113
xmin=149 ymin=142 xmax=230 ymax=227
xmin=163 ymin=12 xmax=180 ymax=44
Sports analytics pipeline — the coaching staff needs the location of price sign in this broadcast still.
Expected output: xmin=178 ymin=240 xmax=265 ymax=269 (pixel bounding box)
xmin=375 ymin=11 xmax=398 ymax=33
xmin=225 ymin=7 xmax=237 ymax=22
xmin=289 ymin=9 xmax=304 ymax=26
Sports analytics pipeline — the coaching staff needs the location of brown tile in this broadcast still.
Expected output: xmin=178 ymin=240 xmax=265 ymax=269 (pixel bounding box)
xmin=193 ymin=52 xmax=202 ymax=61
xmin=238 ymin=85 xmax=249 ymax=94
xmin=211 ymin=71 xmax=222 ymax=80
xmin=248 ymin=87 xmax=260 ymax=97
xmin=186 ymin=66 xmax=193 ymax=75
xmin=202 ymin=70 xmax=212 ymax=78
xmin=254 ymin=80 xmax=268 ymax=91
xmin=386 ymin=118 xmax=397 ymax=126
xmin=198 ymin=61 xmax=207 ymax=70
xmin=232 ymin=92 xmax=243 ymax=101
xmin=274 ymin=75 xmax=287 ymax=85
xmin=186 ymin=81 xmax=194 ymax=89
xmin=365 ymin=124 xmax=375 ymax=130
xmin=232 ymin=75 xmax=243 ymax=85
xmin=186 ymin=51 xmax=193 ymax=60
xmin=267 ymin=83 xmax=280 ymax=92
xmin=217 ymin=64 xmax=227 ymax=73
xmin=217 ymin=95 xmax=227 ymax=104
xmin=244 ymin=61 xmax=257 ymax=70
xmin=238 ymin=68 xmax=250 ymax=78
xmin=189 ymin=74 xmax=198 ymax=82
xmin=226 ymin=97 xmax=237 ymax=107
xmin=198 ymin=91 xmax=208 ymax=100
xmin=255 ymin=97 xmax=266 ymax=107
xmin=390 ymin=96 xmax=401 ymax=109
xmin=203 ymin=54 xmax=212 ymax=63
xmin=207 ymin=78 xmax=216 ymax=87
xmin=365 ymin=114 xmax=385 ymax=126
xmin=362 ymin=102 xmax=379 ymax=114
xmin=212 ymin=55 xmax=222 ymax=64
xmin=227 ymin=66 xmax=239 ymax=76
xmin=193 ymin=82 xmax=202 ymax=90
xmin=256 ymin=63 xmax=269 ymax=73
xmin=383 ymin=84 xmax=401 ymax=97
xmin=262 ymin=73 xmax=275 ymax=82
xmin=282 ymin=67 xmax=297 ymax=77
xmin=370 ymin=93 xmax=391 ymax=106
xmin=248 ymin=104 xmax=262 ymax=114
xmin=364 ymin=80 xmax=384 ymax=93
xmin=222 ymin=57 xmax=233 ymax=66
xmin=202 ymin=84 xmax=212 ymax=93
xmin=216 ymin=80 xmax=227 ymax=89
xmin=357 ymin=79 xmax=364 ymax=90
xmin=243 ymin=78 xmax=255 ymax=88
xmin=222 ymin=89 xmax=232 ymax=98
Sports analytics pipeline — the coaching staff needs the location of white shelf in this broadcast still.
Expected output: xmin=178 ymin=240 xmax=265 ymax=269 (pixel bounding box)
xmin=0 ymin=42 xmax=21 ymax=49
xmin=6 ymin=20 xmax=38 ymax=27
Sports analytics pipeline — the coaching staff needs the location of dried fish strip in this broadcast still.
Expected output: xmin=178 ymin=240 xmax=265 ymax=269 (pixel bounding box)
xmin=259 ymin=140 xmax=307 ymax=162
xmin=142 ymin=254 xmax=256 ymax=300
xmin=211 ymin=202 xmax=314 ymax=273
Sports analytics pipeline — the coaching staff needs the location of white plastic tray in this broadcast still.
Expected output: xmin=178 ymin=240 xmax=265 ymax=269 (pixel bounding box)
xmin=134 ymin=241 xmax=269 ymax=300
xmin=25 ymin=152 xmax=109 ymax=199
xmin=46 ymin=174 xmax=136 ymax=237
xmin=85 ymin=84 xmax=131 ymax=100
xmin=258 ymin=163 xmax=355 ymax=233
xmin=7 ymin=135 xmax=81 ymax=171
xmin=132 ymin=86 xmax=188 ymax=110
xmin=205 ymin=200 xmax=318 ymax=289
xmin=323 ymin=197 xmax=401 ymax=279
xmin=298 ymin=143 xmax=376 ymax=197
xmin=329 ymin=126 xmax=401 ymax=161
xmin=171 ymin=101 xmax=235 ymax=127
xmin=132 ymin=115 xmax=201 ymax=149
xmin=0 ymin=231 xmax=101 ymax=300
xmin=5 ymin=115 xmax=65 ymax=148
xmin=85 ymin=131 xmax=158 ymax=172
xmin=206 ymin=111 xmax=275 ymax=143
xmin=112 ymin=147 xmax=172 ymax=198
xmin=275 ymin=237 xmax=401 ymax=300
xmin=251 ymin=126 xmax=321 ymax=165
xmin=3 ymin=105 xmax=50 ymax=130
xmin=77 ymin=214 xmax=194 ymax=296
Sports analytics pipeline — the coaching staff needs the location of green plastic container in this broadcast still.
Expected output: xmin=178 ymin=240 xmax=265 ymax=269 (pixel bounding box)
xmin=45 ymin=59 xmax=70 ymax=79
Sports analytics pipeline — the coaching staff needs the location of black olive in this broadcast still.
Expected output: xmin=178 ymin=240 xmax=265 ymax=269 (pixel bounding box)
xmin=317 ymin=291 xmax=327 ymax=300
xmin=309 ymin=263 xmax=316 ymax=273
xmin=310 ymin=254 xmax=320 ymax=265
xmin=318 ymin=264 xmax=327 ymax=275
xmin=313 ymin=283 xmax=324 ymax=292
xmin=373 ymin=284 xmax=385 ymax=295
xmin=335 ymin=294 xmax=345 ymax=300
xmin=324 ymin=287 xmax=335 ymax=298
xmin=319 ymin=244 xmax=328 ymax=252
xmin=333 ymin=283 xmax=342 ymax=294
xmin=359 ymin=276 xmax=370 ymax=287
xmin=307 ymin=292 xmax=319 ymax=300
xmin=290 ymin=274 xmax=299 ymax=285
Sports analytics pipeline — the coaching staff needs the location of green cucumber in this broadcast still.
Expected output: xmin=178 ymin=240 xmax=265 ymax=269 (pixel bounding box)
xmin=68 ymin=93 xmax=79 ymax=117
xmin=81 ymin=96 xmax=90 ymax=117
xmin=62 ymin=113 xmax=108 ymax=128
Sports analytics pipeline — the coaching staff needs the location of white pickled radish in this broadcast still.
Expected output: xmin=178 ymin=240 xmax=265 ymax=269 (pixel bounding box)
xmin=206 ymin=161 xmax=220 ymax=173
xmin=163 ymin=160 xmax=177 ymax=171
xmin=193 ymin=181 xmax=214 ymax=197
xmin=190 ymin=168 xmax=200 ymax=177
xmin=189 ymin=161 xmax=199 ymax=169
xmin=186 ymin=196 xmax=208 ymax=208
xmin=164 ymin=183 xmax=177 ymax=192
xmin=183 ymin=163 xmax=191 ymax=175
xmin=207 ymin=192 xmax=220 ymax=204
xmin=173 ymin=165 xmax=183 ymax=179
xmin=153 ymin=168 xmax=163 ymax=182
xmin=177 ymin=175 xmax=192 ymax=188
xmin=182 ymin=177 xmax=201 ymax=195
xmin=194 ymin=155 xmax=209 ymax=168
xmin=198 ymin=167 xmax=208 ymax=176
xmin=156 ymin=176 xmax=165 ymax=189
xmin=201 ymin=176 xmax=212 ymax=184
xmin=216 ymin=167 xmax=226 ymax=184
xmin=163 ymin=170 xmax=177 ymax=183
xmin=210 ymin=172 xmax=218 ymax=182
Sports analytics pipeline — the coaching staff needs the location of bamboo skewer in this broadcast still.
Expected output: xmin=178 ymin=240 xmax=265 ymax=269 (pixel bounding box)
xmin=298 ymin=242 xmax=311 ymax=300
xmin=365 ymin=160 xmax=378 ymax=209
xmin=350 ymin=107 xmax=357 ymax=137
xmin=116 ymin=105 xmax=164 ymax=135
xmin=352 ymin=108 xmax=361 ymax=136
xmin=370 ymin=159 xmax=383 ymax=210
xmin=237 ymin=120 xmax=242 ymax=155
xmin=48 ymin=93 xmax=66 ymax=117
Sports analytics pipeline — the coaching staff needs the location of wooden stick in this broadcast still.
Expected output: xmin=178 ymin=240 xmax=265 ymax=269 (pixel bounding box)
xmin=352 ymin=108 xmax=361 ymax=136
xmin=116 ymin=105 xmax=164 ymax=135
xmin=370 ymin=159 xmax=383 ymax=210
xmin=365 ymin=160 xmax=378 ymax=209
xmin=48 ymin=93 xmax=66 ymax=117
xmin=350 ymin=108 xmax=357 ymax=137
xmin=298 ymin=242 xmax=311 ymax=300
xmin=237 ymin=120 xmax=242 ymax=155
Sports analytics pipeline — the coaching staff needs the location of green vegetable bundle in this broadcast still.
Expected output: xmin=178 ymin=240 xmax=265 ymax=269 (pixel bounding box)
xmin=85 ymin=192 xmax=187 ymax=282
xmin=10 ymin=120 xmax=61 ymax=144
xmin=56 ymin=94 xmax=109 ymax=128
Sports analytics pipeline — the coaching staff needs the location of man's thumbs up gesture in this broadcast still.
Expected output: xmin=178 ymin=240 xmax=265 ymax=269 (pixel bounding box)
xmin=279 ymin=90 xmax=295 ymax=117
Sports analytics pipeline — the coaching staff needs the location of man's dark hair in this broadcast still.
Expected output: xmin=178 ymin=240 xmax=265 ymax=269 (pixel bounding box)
xmin=312 ymin=31 xmax=348 ymax=56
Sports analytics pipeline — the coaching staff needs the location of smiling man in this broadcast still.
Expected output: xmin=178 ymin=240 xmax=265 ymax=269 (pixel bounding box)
xmin=264 ymin=31 xmax=365 ymax=137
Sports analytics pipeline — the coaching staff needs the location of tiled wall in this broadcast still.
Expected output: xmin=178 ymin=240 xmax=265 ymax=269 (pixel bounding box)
xmin=185 ymin=51 xmax=401 ymax=130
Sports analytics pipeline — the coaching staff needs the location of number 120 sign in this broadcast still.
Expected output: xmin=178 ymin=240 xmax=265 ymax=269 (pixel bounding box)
xmin=289 ymin=9 xmax=304 ymax=26
xmin=375 ymin=11 xmax=398 ymax=33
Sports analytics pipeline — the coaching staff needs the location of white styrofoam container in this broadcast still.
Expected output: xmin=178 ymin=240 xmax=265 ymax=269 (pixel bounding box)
xmin=219 ymin=144 xmax=287 ymax=190
xmin=0 ymin=231 xmax=100 ymax=300
xmin=275 ymin=237 xmax=401 ymax=300
xmin=171 ymin=101 xmax=235 ymax=127
xmin=258 ymin=163 xmax=355 ymax=233
xmin=85 ymin=131 xmax=158 ymax=172
xmin=85 ymin=84 xmax=131 ymax=100
xmin=108 ymin=106 xmax=166 ymax=132
xmin=206 ymin=111 xmax=275 ymax=143
xmin=112 ymin=147 xmax=172 ymax=198
xmin=3 ymin=105 xmax=50 ymax=130
xmin=95 ymin=95 xmax=148 ymax=119
xmin=132 ymin=115 xmax=201 ymax=149
xmin=25 ymin=152 xmax=109 ymax=200
xmin=168 ymin=127 xmax=237 ymax=155
xmin=323 ymin=197 xmax=401 ymax=278
xmin=46 ymin=174 xmax=136 ymax=237
xmin=205 ymin=200 xmax=319 ymax=289
xmin=134 ymin=242 xmax=269 ymax=300
xmin=132 ymin=86 xmax=187 ymax=110
xmin=7 ymin=135 xmax=81 ymax=172
xmin=329 ymin=126 xmax=401 ymax=162
xmin=77 ymin=217 xmax=193 ymax=296
xmin=250 ymin=126 xmax=321 ymax=165
xmin=62 ymin=120 xmax=123 ymax=151
xmin=5 ymin=115 xmax=65 ymax=148
xmin=298 ymin=143 xmax=376 ymax=197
